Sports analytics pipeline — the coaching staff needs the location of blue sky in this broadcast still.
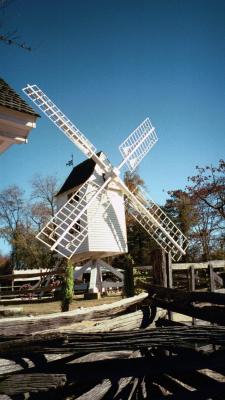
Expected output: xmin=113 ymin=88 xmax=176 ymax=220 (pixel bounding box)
xmin=1 ymin=0 xmax=225 ymax=254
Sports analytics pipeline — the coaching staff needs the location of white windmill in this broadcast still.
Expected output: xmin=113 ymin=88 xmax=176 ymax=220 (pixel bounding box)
xmin=23 ymin=84 xmax=188 ymax=297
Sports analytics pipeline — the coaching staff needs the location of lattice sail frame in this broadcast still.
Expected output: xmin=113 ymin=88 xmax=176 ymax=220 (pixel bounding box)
xmin=125 ymin=188 xmax=188 ymax=261
xmin=37 ymin=178 xmax=111 ymax=259
xmin=119 ymin=118 xmax=158 ymax=172
xmin=23 ymin=83 xmax=188 ymax=260
xmin=23 ymin=85 xmax=97 ymax=159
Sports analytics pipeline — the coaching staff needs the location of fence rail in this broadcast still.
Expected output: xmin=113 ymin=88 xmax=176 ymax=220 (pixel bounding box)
xmin=0 ymin=253 xmax=225 ymax=398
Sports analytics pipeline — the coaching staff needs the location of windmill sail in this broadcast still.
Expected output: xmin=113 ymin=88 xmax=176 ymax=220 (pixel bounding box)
xmin=119 ymin=118 xmax=158 ymax=172
xmin=23 ymin=84 xmax=96 ymax=158
xmin=23 ymin=85 xmax=112 ymax=173
xmin=118 ymin=180 xmax=187 ymax=261
xmin=23 ymin=82 xmax=188 ymax=261
xmin=37 ymin=178 xmax=111 ymax=259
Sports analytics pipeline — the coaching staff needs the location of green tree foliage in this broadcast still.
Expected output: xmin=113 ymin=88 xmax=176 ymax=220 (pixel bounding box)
xmin=187 ymin=160 xmax=225 ymax=220
xmin=61 ymin=260 xmax=74 ymax=312
xmin=164 ymin=190 xmax=197 ymax=261
xmin=166 ymin=160 xmax=225 ymax=261
xmin=123 ymin=170 xmax=159 ymax=266
xmin=12 ymin=226 xmax=54 ymax=270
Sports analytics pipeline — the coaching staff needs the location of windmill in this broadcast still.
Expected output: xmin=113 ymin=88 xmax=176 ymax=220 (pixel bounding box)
xmin=23 ymin=84 xmax=188 ymax=297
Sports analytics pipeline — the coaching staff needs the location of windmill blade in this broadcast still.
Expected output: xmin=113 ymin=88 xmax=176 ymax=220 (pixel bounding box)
xmin=119 ymin=118 xmax=158 ymax=172
xmin=117 ymin=179 xmax=187 ymax=261
xmin=37 ymin=177 xmax=111 ymax=259
xmin=23 ymin=84 xmax=96 ymax=158
xmin=23 ymin=84 xmax=111 ymax=171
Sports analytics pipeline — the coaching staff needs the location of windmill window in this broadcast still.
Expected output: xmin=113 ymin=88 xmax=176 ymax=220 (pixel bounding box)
xmin=67 ymin=191 xmax=79 ymax=203
xmin=69 ymin=221 xmax=81 ymax=235
xmin=75 ymin=221 xmax=81 ymax=232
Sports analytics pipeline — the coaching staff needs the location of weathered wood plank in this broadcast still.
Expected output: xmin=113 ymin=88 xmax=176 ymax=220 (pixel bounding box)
xmin=0 ymin=373 xmax=67 ymax=395
xmin=151 ymin=297 xmax=225 ymax=325
xmin=1 ymin=350 xmax=225 ymax=385
xmin=0 ymin=292 xmax=148 ymax=335
xmin=137 ymin=282 xmax=225 ymax=305
xmin=172 ymin=260 xmax=225 ymax=271
xmin=70 ymin=351 xmax=141 ymax=400
xmin=1 ymin=326 xmax=225 ymax=355
xmin=57 ymin=308 xmax=159 ymax=333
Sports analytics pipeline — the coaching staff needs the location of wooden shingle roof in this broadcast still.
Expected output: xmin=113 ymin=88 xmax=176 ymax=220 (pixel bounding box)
xmin=56 ymin=152 xmax=103 ymax=196
xmin=0 ymin=78 xmax=39 ymax=117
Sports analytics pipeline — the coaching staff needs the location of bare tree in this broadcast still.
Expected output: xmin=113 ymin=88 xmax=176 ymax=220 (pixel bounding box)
xmin=0 ymin=185 xmax=27 ymax=268
xmin=31 ymin=174 xmax=59 ymax=219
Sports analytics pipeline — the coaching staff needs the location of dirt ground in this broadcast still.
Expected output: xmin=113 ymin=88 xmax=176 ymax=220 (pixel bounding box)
xmin=2 ymin=294 xmax=123 ymax=316
xmin=0 ymin=295 xmax=194 ymax=324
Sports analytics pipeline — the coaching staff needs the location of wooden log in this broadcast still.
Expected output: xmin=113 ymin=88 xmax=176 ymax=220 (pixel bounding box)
xmin=57 ymin=350 xmax=225 ymax=380
xmin=0 ymin=292 xmax=148 ymax=335
xmin=1 ymin=326 xmax=225 ymax=355
xmin=150 ymin=297 xmax=225 ymax=325
xmin=70 ymin=351 xmax=141 ymax=400
xmin=2 ymin=350 xmax=225 ymax=384
xmin=0 ymin=307 xmax=23 ymax=317
xmin=0 ymin=373 xmax=67 ymax=395
xmin=17 ymin=307 xmax=162 ymax=335
xmin=169 ymin=368 xmax=225 ymax=399
xmin=61 ymin=307 xmax=157 ymax=333
xmin=153 ymin=374 xmax=193 ymax=396
xmin=153 ymin=371 xmax=225 ymax=400
xmin=137 ymin=281 xmax=225 ymax=305
xmin=0 ymin=351 xmax=141 ymax=397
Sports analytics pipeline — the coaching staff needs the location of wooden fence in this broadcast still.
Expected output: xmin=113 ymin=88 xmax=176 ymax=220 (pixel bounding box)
xmin=0 ymin=261 xmax=225 ymax=398
xmin=135 ymin=258 xmax=225 ymax=292
xmin=0 ymin=253 xmax=224 ymax=398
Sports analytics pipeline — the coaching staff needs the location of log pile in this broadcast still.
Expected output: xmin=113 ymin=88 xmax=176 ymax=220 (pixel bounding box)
xmin=0 ymin=290 xmax=225 ymax=399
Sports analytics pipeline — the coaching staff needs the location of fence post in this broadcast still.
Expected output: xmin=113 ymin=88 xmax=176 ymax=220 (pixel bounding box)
xmin=189 ymin=266 xmax=195 ymax=291
xmin=151 ymin=248 xmax=167 ymax=287
xmin=208 ymin=264 xmax=215 ymax=292
xmin=166 ymin=251 xmax=173 ymax=322
xmin=151 ymin=249 xmax=173 ymax=323
xmin=208 ymin=263 xmax=216 ymax=351
xmin=189 ymin=266 xmax=196 ymax=326
xmin=166 ymin=251 xmax=173 ymax=289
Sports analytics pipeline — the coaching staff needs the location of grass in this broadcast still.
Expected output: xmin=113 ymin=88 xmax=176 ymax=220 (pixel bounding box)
xmin=2 ymin=294 xmax=123 ymax=316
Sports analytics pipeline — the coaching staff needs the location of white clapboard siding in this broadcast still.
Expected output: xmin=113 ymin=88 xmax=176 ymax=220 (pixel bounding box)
xmin=55 ymin=154 xmax=127 ymax=258
xmin=87 ymin=185 xmax=127 ymax=254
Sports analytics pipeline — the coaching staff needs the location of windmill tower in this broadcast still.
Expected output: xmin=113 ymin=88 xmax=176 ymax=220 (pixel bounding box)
xmin=23 ymin=84 xmax=188 ymax=297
